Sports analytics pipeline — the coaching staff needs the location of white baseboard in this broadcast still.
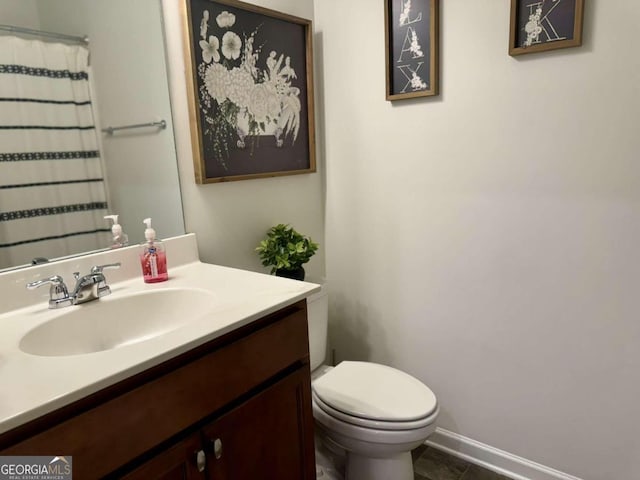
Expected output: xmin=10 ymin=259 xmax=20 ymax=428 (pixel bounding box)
xmin=425 ymin=428 xmax=584 ymax=480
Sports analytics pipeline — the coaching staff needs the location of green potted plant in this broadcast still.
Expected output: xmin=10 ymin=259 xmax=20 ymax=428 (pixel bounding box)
xmin=256 ymin=224 xmax=318 ymax=280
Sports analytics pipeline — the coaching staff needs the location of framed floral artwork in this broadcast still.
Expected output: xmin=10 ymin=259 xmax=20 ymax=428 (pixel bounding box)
xmin=181 ymin=0 xmax=315 ymax=183
xmin=385 ymin=0 xmax=439 ymax=101
xmin=509 ymin=0 xmax=584 ymax=56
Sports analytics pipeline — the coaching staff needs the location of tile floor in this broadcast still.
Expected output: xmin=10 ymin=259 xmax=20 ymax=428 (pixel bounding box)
xmin=315 ymin=442 xmax=513 ymax=480
xmin=412 ymin=445 xmax=512 ymax=480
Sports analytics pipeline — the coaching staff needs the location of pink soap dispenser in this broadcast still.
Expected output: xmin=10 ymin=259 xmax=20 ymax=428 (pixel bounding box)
xmin=140 ymin=218 xmax=168 ymax=283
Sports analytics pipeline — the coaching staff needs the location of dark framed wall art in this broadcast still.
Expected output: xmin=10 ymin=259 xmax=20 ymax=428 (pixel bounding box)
xmin=509 ymin=0 xmax=584 ymax=56
xmin=181 ymin=0 xmax=316 ymax=183
xmin=385 ymin=0 xmax=439 ymax=101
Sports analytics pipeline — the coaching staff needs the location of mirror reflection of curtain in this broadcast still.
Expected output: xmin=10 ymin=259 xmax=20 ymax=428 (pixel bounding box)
xmin=0 ymin=36 xmax=110 ymax=270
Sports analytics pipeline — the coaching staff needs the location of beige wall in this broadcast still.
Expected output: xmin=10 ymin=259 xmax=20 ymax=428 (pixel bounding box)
xmin=0 ymin=0 xmax=39 ymax=28
xmin=162 ymin=0 xmax=325 ymax=282
xmin=316 ymin=0 xmax=639 ymax=479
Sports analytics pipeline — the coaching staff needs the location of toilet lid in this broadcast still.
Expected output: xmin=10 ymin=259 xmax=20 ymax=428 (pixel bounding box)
xmin=312 ymin=361 xmax=437 ymax=422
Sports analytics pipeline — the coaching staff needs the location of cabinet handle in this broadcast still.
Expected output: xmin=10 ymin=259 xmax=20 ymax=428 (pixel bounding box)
xmin=195 ymin=449 xmax=206 ymax=473
xmin=213 ymin=438 xmax=223 ymax=460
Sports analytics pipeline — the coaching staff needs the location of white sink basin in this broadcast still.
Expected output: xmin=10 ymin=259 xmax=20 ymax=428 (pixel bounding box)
xmin=19 ymin=288 xmax=216 ymax=357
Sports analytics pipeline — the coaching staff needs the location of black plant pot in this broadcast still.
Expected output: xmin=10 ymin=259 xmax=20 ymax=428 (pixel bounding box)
xmin=275 ymin=267 xmax=305 ymax=281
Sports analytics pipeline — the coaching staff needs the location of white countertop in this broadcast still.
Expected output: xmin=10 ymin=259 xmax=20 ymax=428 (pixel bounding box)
xmin=0 ymin=235 xmax=319 ymax=435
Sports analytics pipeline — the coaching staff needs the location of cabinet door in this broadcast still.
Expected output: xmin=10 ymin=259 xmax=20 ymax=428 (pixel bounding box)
xmin=119 ymin=433 xmax=205 ymax=480
xmin=202 ymin=367 xmax=316 ymax=480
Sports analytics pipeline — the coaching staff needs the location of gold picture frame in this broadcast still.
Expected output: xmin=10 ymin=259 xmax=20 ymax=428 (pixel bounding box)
xmin=181 ymin=0 xmax=316 ymax=183
xmin=385 ymin=0 xmax=439 ymax=101
xmin=509 ymin=0 xmax=585 ymax=56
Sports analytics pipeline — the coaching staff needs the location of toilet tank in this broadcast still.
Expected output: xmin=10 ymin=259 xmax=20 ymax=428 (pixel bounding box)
xmin=306 ymin=284 xmax=328 ymax=371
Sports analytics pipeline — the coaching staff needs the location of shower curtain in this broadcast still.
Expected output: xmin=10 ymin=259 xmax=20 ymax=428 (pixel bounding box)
xmin=0 ymin=35 xmax=110 ymax=269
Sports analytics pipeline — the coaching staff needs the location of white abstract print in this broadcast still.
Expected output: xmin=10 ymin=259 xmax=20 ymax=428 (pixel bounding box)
xmin=197 ymin=9 xmax=302 ymax=166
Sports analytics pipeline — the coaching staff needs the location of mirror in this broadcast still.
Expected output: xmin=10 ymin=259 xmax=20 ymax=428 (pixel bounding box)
xmin=0 ymin=0 xmax=185 ymax=271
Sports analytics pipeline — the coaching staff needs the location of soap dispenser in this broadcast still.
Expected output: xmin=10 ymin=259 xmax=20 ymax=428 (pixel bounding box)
xmin=104 ymin=215 xmax=129 ymax=248
xmin=140 ymin=218 xmax=168 ymax=283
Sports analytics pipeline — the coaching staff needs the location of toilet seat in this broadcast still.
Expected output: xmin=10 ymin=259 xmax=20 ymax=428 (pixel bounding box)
xmin=312 ymin=361 xmax=437 ymax=426
xmin=313 ymin=397 xmax=438 ymax=449
xmin=313 ymin=390 xmax=438 ymax=431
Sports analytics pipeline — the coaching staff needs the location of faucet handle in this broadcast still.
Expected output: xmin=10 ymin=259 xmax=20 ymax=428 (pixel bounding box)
xmin=90 ymin=262 xmax=121 ymax=274
xmin=91 ymin=263 xmax=121 ymax=298
xmin=26 ymin=275 xmax=72 ymax=309
xmin=26 ymin=275 xmax=68 ymax=296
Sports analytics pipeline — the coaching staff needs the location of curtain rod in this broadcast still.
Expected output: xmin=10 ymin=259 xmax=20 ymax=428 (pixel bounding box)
xmin=102 ymin=120 xmax=167 ymax=135
xmin=0 ymin=24 xmax=88 ymax=45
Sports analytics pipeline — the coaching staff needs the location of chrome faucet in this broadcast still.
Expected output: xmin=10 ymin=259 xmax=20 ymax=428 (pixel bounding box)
xmin=26 ymin=262 xmax=121 ymax=308
xmin=71 ymin=263 xmax=121 ymax=304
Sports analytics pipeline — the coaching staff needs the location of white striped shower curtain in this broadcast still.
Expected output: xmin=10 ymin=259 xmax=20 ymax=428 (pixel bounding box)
xmin=0 ymin=36 xmax=110 ymax=270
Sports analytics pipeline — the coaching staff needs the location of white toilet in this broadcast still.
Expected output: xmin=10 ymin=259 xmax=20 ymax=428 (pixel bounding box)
xmin=307 ymin=286 xmax=439 ymax=480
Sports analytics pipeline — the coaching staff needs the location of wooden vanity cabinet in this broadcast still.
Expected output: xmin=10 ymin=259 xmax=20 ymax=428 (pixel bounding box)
xmin=119 ymin=433 xmax=203 ymax=480
xmin=201 ymin=368 xmax=312 ymax=480
xmin=0 ymin=300 xmax=316 ymax=480
xmin=122 ymin=368 xmax=311 ymax=480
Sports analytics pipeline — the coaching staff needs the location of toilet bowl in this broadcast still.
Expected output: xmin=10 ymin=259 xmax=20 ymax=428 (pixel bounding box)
xmin=307 ymin=287 xmax=439 ymax=480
